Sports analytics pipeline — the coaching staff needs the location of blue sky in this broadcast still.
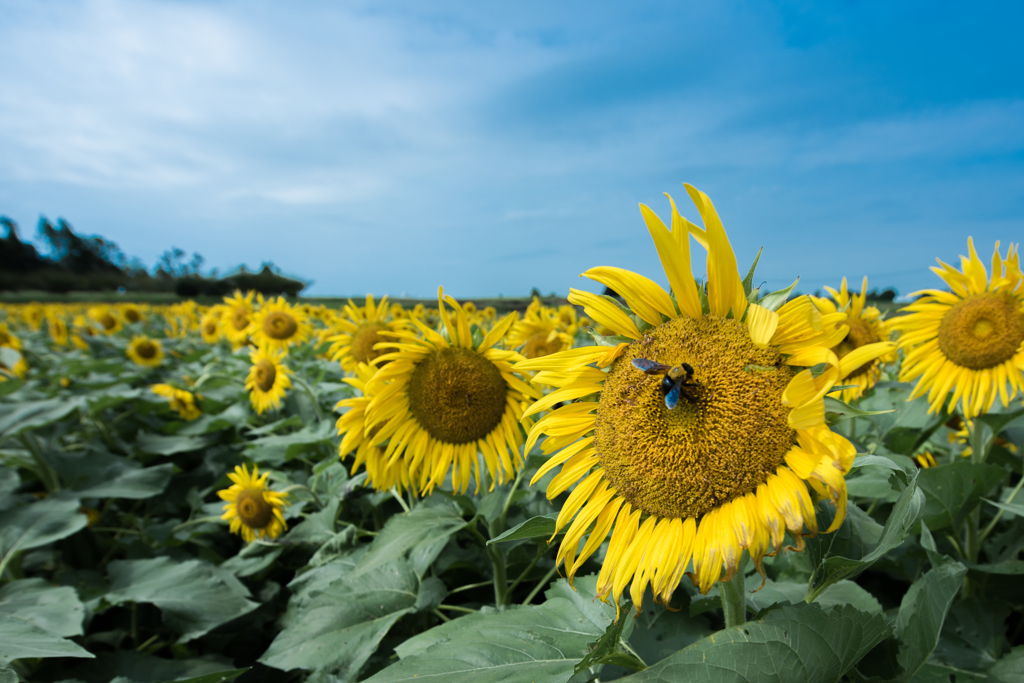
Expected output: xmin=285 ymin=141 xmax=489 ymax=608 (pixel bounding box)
xmin=1 ymin=1 xmax=1022 ymax=298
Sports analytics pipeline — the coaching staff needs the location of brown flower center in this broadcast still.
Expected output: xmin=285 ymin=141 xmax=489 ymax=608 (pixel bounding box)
xmin=352 ymin=323 xmax=389 ymax=364
xmin=407 ymin=347 xmax=508 ymax=444
xmin=523 ymin=331 xmax=566 ymax=359
xmin=263 ymin=311 xmax=298 ymax=340
xmin=938 ymin=292 xmax=1024 ymax=369
xmin=100 ymin=315 xmax=117 ymax=330
xmin=595 ymin=315 xmax=795 ymax=520
xmin=834 ymin=316 xmax=880 ymax=378
xmin=203 ymin=321 xmax=218 ymax=336
xmin=135 ymin=341 xmax=157 ymax=359
xmin=231 ymin=307 xmax=250 ymax=332
xmin=125 ymin=309 xmax=142 ymax=323
xmin=254 ymin=359 xmax=277 ymax=392
xmin=236 ymin=489 xmax=273 ymax=529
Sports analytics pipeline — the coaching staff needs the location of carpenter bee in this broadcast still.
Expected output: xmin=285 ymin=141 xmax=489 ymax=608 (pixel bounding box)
xmin=631 ymin=358 xmax=699 ymax=409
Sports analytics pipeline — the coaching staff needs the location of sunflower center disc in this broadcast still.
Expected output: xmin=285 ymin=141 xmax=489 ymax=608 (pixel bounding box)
xmin=125 ymin=309 xmax=141 ymax=323
xmin=263 ymin=311 xmax=298 ymax=340
xmin=136 ymin=342 xmax=157 ymax=359
xmin=100 ymin=315 xmax=116 ymax=330
xmin=524 ymin=331 xmax=565 ymax=359
xmin=236 ymin=489 xmax=273 ymax=529
xmin=254 ymin=360 xmax=277 ymax=392
xmin=834 ymin=316 xmax=879 ymax=378
xmin=407 ymin=347 xmax=508 ymax=444
xmin=938 ymin=292 xmax=1024 ymax=369
xmin=352 ymin=323 xmax=389 ymax=364
xmin=595 ymin=315 xmax=796 ymax=520
xmin=204 ymin=321 xmax=218 ymax=336
xmin=231 ymin=308 xmax=249 ymax=332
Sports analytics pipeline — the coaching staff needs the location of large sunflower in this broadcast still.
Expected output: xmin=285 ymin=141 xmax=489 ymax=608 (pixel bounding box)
xmin=515 ymin=185 xmax=894 ymax=616
xmin=126 ymin=335 xmax=164 ymax=368
xmin=222 ymin=290 xmax=256 ymax=348
xmin=218 ymin=464 xmax=289 ymax=542
xmin=248 ymin=297 xmax=311 ymax=353
xmin=245 ymin=347 xmax=292 ymax=414
xmin=893 ymin=239 xmax=1024 ymax=421
xmin=339 ymin=289 xmax=539 ymax=495
xmin=817 ymin=277 xmax=896 ymax=402
xmin=327 ymin=295 xmax=409 ymax=373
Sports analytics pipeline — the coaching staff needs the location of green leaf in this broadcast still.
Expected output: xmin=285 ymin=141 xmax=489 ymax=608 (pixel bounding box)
xmin=917 ymin=461 xmax=1006 ymax=532
xmin=356 ymin=502 xmax=467 ymax=577
xmin=984 ymin=497 xmax=1024 ymax=518
xmin=745 ymin=579 xmax=882 ymax=616
xmin=0 ymin=497 xmax=89 ymax=575
xmin=372 ymin=575 xmax=620 ymax=683
xmin=574 ymin=610 xmax=645 ymax=674
xmin=0 ymin=611 xmax=94 ymax=666
xmin=0 ymin=578 xmax=84 ymax=637
xmin=932 ymin=598 xmax=1008 ymax=672
xmin=857 ymin=382 xmax=948 ymax=455
xmin=0 ymin=378 xmax=22 ymax=397
xmin=963 ymin=560 xmax=1024 ymax=575
xmin=0 ymin=397 xmax=85 ymax=437
xmin=0 ymin=667 xmax=15 ymax=683
xmin=806 ymin=471 xmax=923 ymax=599
xmin=135 ymin=432 xmax=219 ymax=456
xmin=618 ymin=603 xmax=890 ymax=683
xmin=75 ymin=463 xmax=174 ymax=500
xmin=243 ymin=419 xmax=336 ymax=464
xmin=44 ymin=650 xmax=238 ymax=683
xmin=487 ymin=513 xmax=557 ymax=545
xmin=742 ymin=247 xmax=764 ymax=298
xmin=823 ymin=396 xmax=894 ymax=426
xmin=282 ymin=498 xmax=342 ymax=545
xmin=161 ymin=669 xmax=249 ymax=683
xmin=893 ymin=531 xmax=968 ymax=681
xmin=260 ymin=558 xmax=419 ymax=678
xmin=976 ymin=407 xmax=1024 ymax=442
xmin=105 ymin=557 xmax=258 ymax=642
xmin=990 ymin=645 xmax=1024 ymax=683
xmin=757 ymin=277 xmax=799 ymax=311
xmin=219 ymin=541 xmax=284 ymax=578
xmin=414 ymin=577 xmax=447 ymax=613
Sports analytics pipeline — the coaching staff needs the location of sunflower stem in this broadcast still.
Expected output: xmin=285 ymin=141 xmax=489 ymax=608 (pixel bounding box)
xmin=981 ymin=472 xmax=1024 ymax=542
xmin=720 ymin=567 xmax=746 ymax=629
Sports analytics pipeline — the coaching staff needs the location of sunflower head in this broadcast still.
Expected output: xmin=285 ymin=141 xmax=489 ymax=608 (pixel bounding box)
xmin=222 ymin=290 xmax=256 ymax=347
xmin=515 ymin=184 xmax=894 ymax=615
xmin=218 ymin=464 xmax=289 ymax=542
xmin=327 ymin=295 xmax=410 ymax=373
xmin=245 ymin=347 xmax=292 ymax=414
xmin=150 ymin=383 xmax=202 ymax=421
xmin=89 ymin=307 xmax=122 ymax=335
xmin=249 ymin=297 xmax=311 ymax=353
xmin=126 ymin=335 xmax=164 ymax=368
xmin=893 ymin=239 xmax=1024 ymax=421
xmin=121 ymin=304 xmax=146 ymax=324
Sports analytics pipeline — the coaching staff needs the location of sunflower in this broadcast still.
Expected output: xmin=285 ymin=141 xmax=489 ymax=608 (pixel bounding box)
xmin=246 ymin=347 xmax=292 ymax=414
xmin=46 ymin=314 xmax=70 ymax=347
xmin=89 ymin=307 xmax=122 ymax=335
xmin=327 ymin=295 xmax=409 ymax=373
xmin=515 ymin=185 xmax=895 ymax=616
xmin=200 ymin=307 xmax=224 ymax=344
xmin=218 ymin=464 xmax=289 ymax=542
xmin=248 ymin=296 xmax=311 ymax=353
xmin=914 ymin=452 xmax=938 ymax=468
xmin=893 ymin=239 xmax=1024 ymax=422
xmin=120 ymin=303 xmax=146 ymax=324
xmin=817 ymin=277 xmax=897 ymax=402
xmin=126 ymin=335 xmax=164 ymax=368
xmin=339 ymin=289 xmax=540 ymax=495
xmin=335 ymin=363 xmax=411 ymax=492
xmin=150 ymin=383 xmax=202 ymax=421
xmin=0 ymin=323 xmax=22 ymax=352
xmin=222 ymin=290 xmax=256 ymax=348
xmin=507 ymin=298 xmax=575 ymax=360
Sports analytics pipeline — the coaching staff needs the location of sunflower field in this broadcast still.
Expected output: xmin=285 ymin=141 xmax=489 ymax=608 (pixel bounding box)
xmin=2 ymin=185 xmax=1024 ymax=683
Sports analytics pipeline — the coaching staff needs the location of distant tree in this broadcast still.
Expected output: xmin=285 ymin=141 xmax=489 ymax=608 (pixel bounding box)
xmin=0 ymin=218 xmax=45 ymax=272
xmin=37 ymin=218 xmax=126 ymax=273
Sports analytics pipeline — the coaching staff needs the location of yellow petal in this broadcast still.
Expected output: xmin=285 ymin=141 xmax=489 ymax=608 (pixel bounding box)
xmin=684 ymin=183 xmax=746 ymax=319
xmin=567 ymin=289 xmax=641 ymax=339
xmin=640 ymin=202 xmax=702 ymax=319
xmin=746 ymin=303 xmax=779 ymax=348
xmin=583 ymin=266 xmax=675 ymax=326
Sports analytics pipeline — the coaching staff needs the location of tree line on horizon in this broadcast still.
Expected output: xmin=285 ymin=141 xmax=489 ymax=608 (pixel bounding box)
xmin=0 ymin=216 xmax=306 ymax=297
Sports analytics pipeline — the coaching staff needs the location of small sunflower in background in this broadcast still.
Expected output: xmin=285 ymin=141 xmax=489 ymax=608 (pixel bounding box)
xmin=246 ymin=347 xmax=292 ymax=414
xmin=22 ymin=304 xmax=45 ymax=331
xmin=915 ymin=451 xmax=938 ymax=468
xmin=121 ymin=303 xmax=146 ymax=324
xmin=893 ymin=239 xmax=1024 ymax=421
xmin=218 ymin=464 xmax=289 ymax=542
xmin=200 ymin=307 xmax=224 ymax=344
xmin=339 ymin=288 xmax=539 ymax=495
xmin=47 ymin=314 xmax=70 ymax=347
xmin=507 ymin=297 xmax=574 ymax=360
xmin=222 ymin=290 xmax=256 ymax=348
xmin=515 ymin=185 xmax=895 ymax=615
xmin=335 ymin=362 xmax=411 ymax=492
xmin=150 ymin=383 xmax=202 ymax=421
xmin=817 ymin=276 xmax=896 ymax=402
xmin=248 ymin=296 xmax=311 ymax=353
xmin=0 ymin=323 xmax=23 ymax=352
xmin=327 ymin=295 xmax=409 ymax=373
xmin=89 ymin=306 xmax=122 ymax=335
xmin=126 ymin=335 xmax=164 ymax=368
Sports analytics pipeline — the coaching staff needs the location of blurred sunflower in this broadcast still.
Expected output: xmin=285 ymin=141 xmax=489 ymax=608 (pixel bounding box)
xmin=126 ymin=335 xmax=164 ymax=368
xmin=893 ymin=239 xmax=1024 ymax=421
xmin=0 ymin=323 xmax=23 ymax=352
xmin=335 ymin=362 xmax=411 ymax=492
xmin=47 ymin=314 xmax=70 ymax=347
xmin=249 ymin=296 xmax=311 ymax=353
xmin=246 ymin=347 xmax=292 ymax=414
xmin=89 ymin=306 xmax=122 ymax=335
xmin=817 ymin=277 xmax=896 ymax=402
xmin=222 ymin=290 xmax=256 ymax=348
xmin=339 ymin=288 xmax=539 ymax=495
xmin=121 ymin=303 xmax=146 ymax=324
xmin=515 ymin=185 xmax=894 ymax=615
xmin=915 ymin=452 xmax=938 ymax=468
xmin=327 ymin=295 xmax=408 ymax=373
xmin=218 ymin=464 xmax=289 ymax=542
xmin=150 ymin=383 xmax=202 ymax=421
xmin=507 ymin=297 xmax=574 ymax=360
xmin=200 ymin=307 xmax=224 ymax=344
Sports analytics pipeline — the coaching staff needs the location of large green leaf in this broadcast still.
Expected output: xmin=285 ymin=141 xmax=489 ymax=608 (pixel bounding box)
xmin=369 ymin=575 xmax=620 ymax=683
xmin=932 ymin=599 xmax=1008 ymax=673
xmin=990 ymin=645 xmax=1024 ymax=683
xmin=0 ymin=612 xmax=94 ymax=666
xmin=50 ymin=448 xmax=174 ymax=500
xmin=135 ymin=432 xmax=219 ymax=456
xmin=0 ymin=497 xmax=89 ymax=574
xmin=243 ymin=419 xmax=336 ymax=465
xmin=917 ymin=461 xmax=1006 ymax=532
xmin=0 ymin=397 xmax=85 ymax=437
xmin=858 ymin=382 xmax=948 ymax=455
xmin=806 ymin=471 xmax=923 ymax=600
xmin=356 ymin=501 xmax=467 ymax=577
xmin=619 ymin=603 xmax=890 ymax=683
xmin=0 ymin=578 xmax=84 ymax=637
xmin=260 ymin=557 xmax=419 ymax=678
xmin=745 ymin=579 xmax=882 ymax=615
xmin=487 ymin=513 xmax=558 ymax=545
xmin=105 ymin=557 xmax=258 ymax=642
